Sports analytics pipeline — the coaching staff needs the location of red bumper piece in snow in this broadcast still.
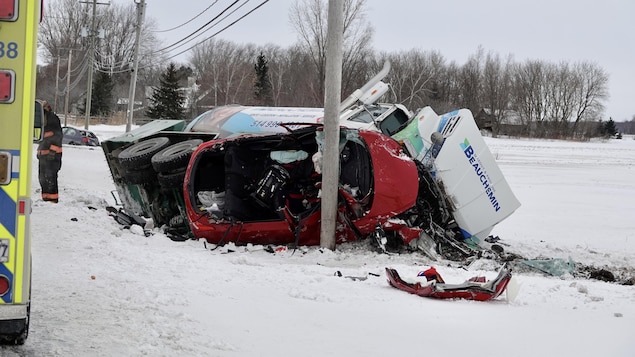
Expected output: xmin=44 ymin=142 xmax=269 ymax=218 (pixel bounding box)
xmin=385 ymin=264 xmax=512 ymax=301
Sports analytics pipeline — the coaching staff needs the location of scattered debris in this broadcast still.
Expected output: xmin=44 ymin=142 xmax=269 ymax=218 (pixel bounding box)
xmin=385 ymin=264 xmax=513 ymax=301
xmin=106 ymin=206 xmax=146 ymax=228
xmin=334 ymin=271 xmax=380 ymax=281
xmin=588 ymin=268 xmax=615 ymax=282
xmin=517 ymin=257 xmax=575 ymax=277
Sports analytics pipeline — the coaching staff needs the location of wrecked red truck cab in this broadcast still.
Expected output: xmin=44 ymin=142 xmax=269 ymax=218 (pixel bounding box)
xmin=183 ymin=126 xmax=419 ymax=247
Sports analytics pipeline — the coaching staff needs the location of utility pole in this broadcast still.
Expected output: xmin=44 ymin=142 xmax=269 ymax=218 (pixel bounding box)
xmin=320 ymin=0 xmax=344 ymax=250
xmin=64 ymin=49 xmax=73 ymax=127
xmin=126 ymin=0 xmax=145 ymax=133
xmin=81 ymin=0 xmax=109 ymax=130
xmin=83 ymin=0 xmax=97 ymax=130
xmin=54 ymin=50 xmax=61 ymax=112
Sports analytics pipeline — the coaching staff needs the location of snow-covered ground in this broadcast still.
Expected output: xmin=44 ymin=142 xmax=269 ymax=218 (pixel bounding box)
xmin=3 ymin=126 xmax=634 ymax=356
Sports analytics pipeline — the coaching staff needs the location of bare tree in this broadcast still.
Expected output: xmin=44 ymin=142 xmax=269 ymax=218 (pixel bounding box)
xmin=433 ymin=61 xmax=462 ymax=114
xmin=283 ymin=45 xmax=321 ymax=106
xmin=38 ymin=0 xmax=161 ymax=115
xmin=95 ymin=3 xmax=159 ymax=71
xmin=39 ymin=0 xmax=90 ymax=64
xmin=189 ymin=39 xmax=256 ymax=107
xmin=510 ymin=59 xmax=610 ymax=138
xmin=512 ymin=60 xmax=549 ymax=136
xmin=255 ymin=44 xmax=315 ymax=107
xmin=258 ymin=44 xmax=287 ymax=106
xmin=379 ymin=49 xmax=445 ymax=110
xmin=289 ymin=0 xmax=374 ymax=104
xmin=226 ymin=44 xmax=259 ymax=105
xmin=570 ymin=62 xmax=609 ymax=137
xmin=481 ymin=52 xmax=514 ymax=137
xmin=339 ymin=0 xmax=374 ymax=95
xmin=189 ymin=39 xmax=227 ymax=108
xmin=458 ymin=46 xmax=485 ymax=113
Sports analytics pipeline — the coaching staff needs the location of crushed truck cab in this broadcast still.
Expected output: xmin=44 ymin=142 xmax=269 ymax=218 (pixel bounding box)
xmin=398 ymin=107 xmax=521 ymax=242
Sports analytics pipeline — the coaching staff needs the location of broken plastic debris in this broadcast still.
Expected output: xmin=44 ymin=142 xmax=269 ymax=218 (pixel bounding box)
xmin=518 ymin=257 xmax=575 ymax=277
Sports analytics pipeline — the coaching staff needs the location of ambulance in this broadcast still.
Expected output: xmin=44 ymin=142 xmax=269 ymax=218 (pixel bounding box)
xmin=0 ymin=0 xmax=42 ymax=344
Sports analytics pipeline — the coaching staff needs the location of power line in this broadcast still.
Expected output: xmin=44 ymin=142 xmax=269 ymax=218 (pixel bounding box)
xmin=68 ymin=53 xmax=89 ymax=74
xmin=157 ymin=0 xmax=270 ymax=63
xmin=149 ymin=0 xmax=252 ymax=57
xmin=65 ymin=60 xmax=89 ymax=93
xmin=54 ymin=50 xmax=89 ymax=88
xmin=92 ymin=0 xmax=270 ymax=75
xmin=152 ymin=1 xmax=219 ymax=33
xmin=53 ymin=57 xmax=89 ymax=96
xmin=92 ymin=1 xmax=247 ymax=71
xmin=154 ymin=0 xmax=241 ymax=54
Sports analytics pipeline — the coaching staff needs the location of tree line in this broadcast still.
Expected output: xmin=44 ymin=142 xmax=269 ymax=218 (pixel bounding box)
xmin=35 ymin=0 xmax=631 ymax=139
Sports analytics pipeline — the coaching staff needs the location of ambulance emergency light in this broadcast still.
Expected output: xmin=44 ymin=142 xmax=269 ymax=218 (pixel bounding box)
xmin=0 ymin=0 xmax=18 ymax=21
xmin=0 ymin=70 xmax=15 ymax=103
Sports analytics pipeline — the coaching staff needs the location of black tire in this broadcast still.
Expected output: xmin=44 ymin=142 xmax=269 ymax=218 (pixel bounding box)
xmin=157 ymin=170 xmax=186 ymax=189
xmin=12 ymin=301 xmax=29 ymax=345
xmin=123 ymin=168 xmax=157 ymax=185
xmin=151 ymin=139 xmax=203 ymax=173
xmin=118 ymin=137 xmax=171 ymax=170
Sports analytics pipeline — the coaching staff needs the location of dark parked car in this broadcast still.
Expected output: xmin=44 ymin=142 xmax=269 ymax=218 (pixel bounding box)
xmin=62 ymin=126 xmax=100 ymax=146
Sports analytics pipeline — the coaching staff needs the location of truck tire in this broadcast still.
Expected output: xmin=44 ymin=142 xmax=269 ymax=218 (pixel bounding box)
xmin=157 ymin=170 xmax=186 ymax=189
xmin=151 ymin=139 xmax=203 ymax=173
xmin=118 ymin=137 xmax=171 ymax=170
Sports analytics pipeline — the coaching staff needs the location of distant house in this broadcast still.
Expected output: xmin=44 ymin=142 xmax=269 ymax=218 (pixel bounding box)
xmin=116 ymin=98 xmax=143 ymax=113
xmin=475 ymin=108 xmax=525 ymax=136
xmin=474 ymin=108 xmax=494 ymax=131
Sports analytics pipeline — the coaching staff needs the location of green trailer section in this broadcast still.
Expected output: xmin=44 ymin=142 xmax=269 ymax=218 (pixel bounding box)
xmin=101 ymin=120 xmax=216 ymax=238
xmin=103 ymin=120 xmax=188 ymax=145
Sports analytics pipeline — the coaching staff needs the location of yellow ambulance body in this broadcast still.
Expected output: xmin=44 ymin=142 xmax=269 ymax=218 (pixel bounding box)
xmin=0 ymin=0 xmax=42 ymax=345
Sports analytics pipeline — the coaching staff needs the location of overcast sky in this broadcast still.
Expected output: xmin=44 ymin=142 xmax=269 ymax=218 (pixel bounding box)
xmin=115 ymin=0 xmax=634 ymax=121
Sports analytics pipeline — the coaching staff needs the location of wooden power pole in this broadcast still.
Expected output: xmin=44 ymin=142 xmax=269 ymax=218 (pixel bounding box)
xmin=126 ymin=0 xmax=145 ymax=133
xmin=80 ymin=0 xmax=109 ymax=130
xmin=63 ymin=49 xmax=72 ymax=126
xmin=54 ymin=50 xmax=60 ymax=112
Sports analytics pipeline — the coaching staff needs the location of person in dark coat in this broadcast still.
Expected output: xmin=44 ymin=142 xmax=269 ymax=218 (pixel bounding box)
xmin=36 ymin=100 xmax=63 ymax=203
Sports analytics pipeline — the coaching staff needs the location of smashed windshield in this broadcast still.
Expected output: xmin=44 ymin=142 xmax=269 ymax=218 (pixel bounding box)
xmin=347 ymin=105 xmax=389 ymax=124
xmin=379 ymin=107 xmax=411 ymax=136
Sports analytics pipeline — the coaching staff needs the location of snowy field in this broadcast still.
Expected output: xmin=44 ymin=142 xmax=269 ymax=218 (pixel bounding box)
xmin=2 ymin=126 xmax=634 ymax=356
